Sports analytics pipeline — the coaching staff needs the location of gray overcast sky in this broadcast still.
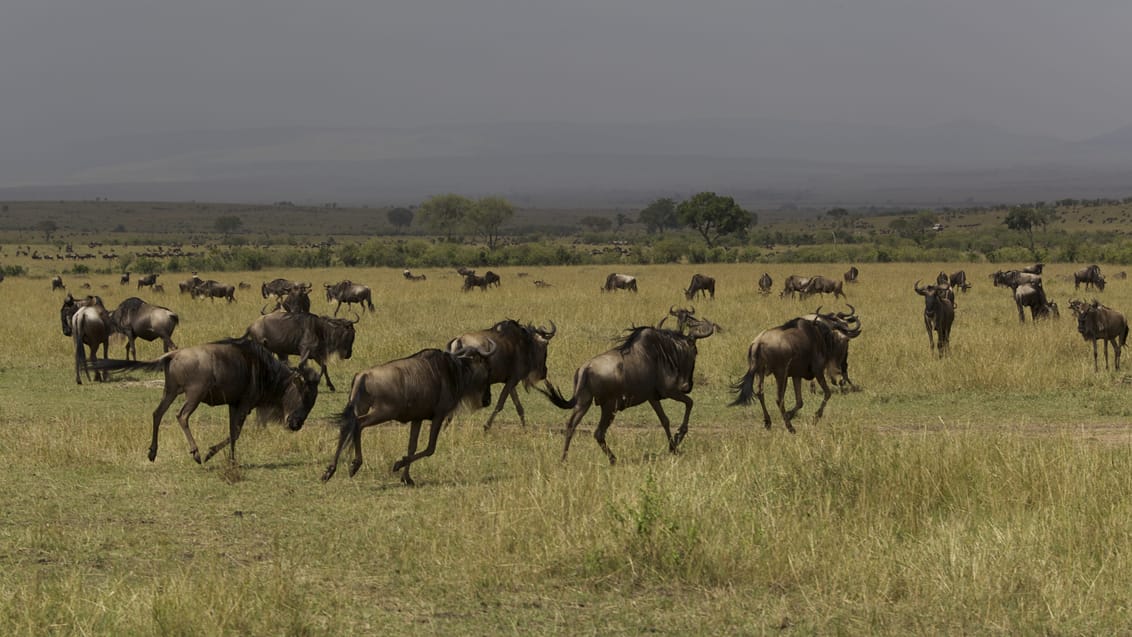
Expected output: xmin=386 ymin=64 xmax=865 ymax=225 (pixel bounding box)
xmin=3 ymin=0 xmax=1130 ymax=149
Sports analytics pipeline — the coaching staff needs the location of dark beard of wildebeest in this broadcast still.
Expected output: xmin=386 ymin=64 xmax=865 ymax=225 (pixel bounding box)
xmin=1074 ymin=264 xmax=1106 ymax=292
xmin=445 ymin=319 xmax=557 ymax=430
xmin=324 ymin=280 xmax=375 ymax=315
xmin=1077 ymin=301 xmax=1129 ymax=372
xmin=799 ymin=275 xmax=845 ymax=300
xmin=730 ymin=311 xmax=861 ymax=433
xmin=136 ymin=273 xmax=159 ymax=290
xmin=60 ymin=294 xmax=111 ymax=384
xmin=191 ymin=279 xmax=236 ymax=302
xmin=538 ymin=321 xmax=716 ymax=464
xmin=108 ymin=297 xmax=179 ymax=360
xmin=779 ymin=274 xmax=811 ymax=299
xmin=245 ymin=310 xmax=357 ymax=391
xmin=91 ymin=337 xmax=321 ymax=465
xmin=758 ymin=272 xmax=773 ymax=295
xmin=684 ymin=273 xmax=715 ymax=300
xmin=601 ymin=272 xmax=637 ymax=292
xmin=321 ymin=341 xmax=496 ymax=486
xmin=914 ymin=280 xmax=955 ymax=356
xmin=1013 ymin=282 xmax=1059 ymax=322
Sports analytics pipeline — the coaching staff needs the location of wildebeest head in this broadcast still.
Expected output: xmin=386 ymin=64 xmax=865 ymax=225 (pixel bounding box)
xmin=60 ymin=294 xmax=105 ymax=337
xmin=450 ymin=339 xmax=498 ymax=408
xmin=914 ymin=280 xmax=954 ymax=306
xmin=278 ymin=364 xmax=323 ymax=431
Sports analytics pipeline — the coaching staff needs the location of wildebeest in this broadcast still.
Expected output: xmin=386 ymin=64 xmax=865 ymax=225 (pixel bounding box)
xmin=948 ymin=270 xmax=972 ymax=292
xmin=120 ymin=272 xmax=130 ymax=285
xmin=484 ymin=271 xmax=501 ymax=287
xmin=93 ymin=338 xmax=321 ymax=465
xmin=456 ymin=266 xmax=476 ymax=277
xmin=245 ymin=310 xmax=357 ymax=391
xmin=533 ymin=280 xmax=552 ymax=288
xmin=179 ymin=274 xmax=203 ymax=295
xmin=758 ymin=273 xmax=773 ymax=295
xmin=539 ymin=321 xmax=716 ymax=464
xmin=1074 ymin=265 xmax=1106 ymax=292
xmin=402 ymin=269 xmax=427 ymax=281
xmin=262 ymin=278 xmax=306 ymax=299
xmin=730 ymin=311 xmax=861 ymax=433
xmin=152 ymin=284 xmax=165 ymax=294
xmin=108 ymin=297 xmax=179 ymax=360
xmin=914 ymin=280 xmax=955 ymax=355
xmin=992 ymin=269 xmax=1042 ymax=290
xmin=446 ymin=319 xmax=557 ymax=430
xmin=462 ymin=273 xmax=490 ymax=292
xmin=325 ymin=280 xmax=375 ymax=315
xmin=263 ymin=287 xmax=312 ymax=314
xmin=136 ymin=273 xmax=159 ymax=290
xmin=843 ymin=266 xmax=859 ymax=283
xmin=1022 ymin=263 xmax=1044 ymax=275
xmin=684 ymin=273 xmax=715 ymax=300
xmin=191 ymin=279 xmax=236 ymax=302
xmin=238 ymin=281 xmax=253 ymax=290
xmin=321 ymin=341 xmax=496 ymax=485
xmin=780 ymin=275 xmax=811 ymax=299
xmin=1013 ymin=282 xmax=1058 ymax=322
xmin=800 ymin=306 xmax=862 ymax=391
xmin=601 ymin=273 xmax=638 ymax=293
xmin=60 ymin=294 xmax=111 ymax=384
xmin=52 ymin=275 xmax=65 ymax=291
xmin=801 ymin=275 xmax=845 ymax=300
xmin=1077 ymin=301 xmax=1128 ymax=371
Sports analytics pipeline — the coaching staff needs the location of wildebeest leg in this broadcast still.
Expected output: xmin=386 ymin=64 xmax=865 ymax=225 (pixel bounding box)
xmin=1115 ymin=338 xmax=1122 ymax=371
xmin=776 ymin=373 xmax=799 ymax=434
xmin=483 ymin=380 xmax=520 ymax=431
xmin=98 ymin=339 xmax=110 ymax=381
xmin=561 ymin=400 xmax=593 ymax=462
xmin=202 ymin=404 xmax=251 ymax=464
xmin=593 ymin=405 xmax=617 ymax=465
xmin=334 ymin=300 xmax=342 ymax=317
xmin=924 ymin=317 xmax=935 ymax=352
xmin=161 ymin=334 xmax=176 ymax=353
xmin=812 ymin=373 xmax=833 ymax=423
xmin=754 ymin=371 xmax=774 ymax=429
xmin=174 ymin=398 xmax=204 ymax=464
xmin=149 ymin=388 xmax=180 ymax=462
xmin=648 ymin=398 xmax=674 ymax=452
xmin=1093 ymin=339 xmax=1101 ymax=372
xmin=393 ymin=419 xmax=443 ymax=486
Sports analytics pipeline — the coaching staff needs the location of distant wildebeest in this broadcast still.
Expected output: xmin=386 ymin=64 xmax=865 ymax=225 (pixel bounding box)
xmin=262 ymin=278 xmax=306 ymax=299
xmin=684 ymin=273 xmax=716 ymax=300
xmin=484 ymin=271 xmax=501 ymax=287
xmin=324 ymin=280 xmax=375 ymax=315
xmin=456 ymin=266 xmax=476 ymax=277
xmin=730 ymin=310 xmax=862 ymax=433
xmin=402 ymin=269 xmax=427 ymax=281
xmin=263 ymin=287 xmax=312 ymax=314
xmin=948 ymin=270 xmax=972 ymax=292
xmin=758 ymin=273 xmax=773 ymax=295
xmin=108 ymin=297 xmax=179 ymax=360
xmin=533 ymin=280 xmax=552 ymax=288
xmin=93 ymin=338 xmax=321 ymax=465
xmin=1074 ymin=265 xmax=1106 ymax=292
xmin=1013 ymin=282 xmax=1058 ymax=322
xmin=136 ymin=273 xmax=159 ymax=290
xmin=1116 ymin=271 xmax=1129 ymax=280
xmin=51 ymin=275 xmax=65 ymax=291
xmin=1022 ymin=263 xmax=1044 ymax=275
xmin=539 ymin=320 xmax=717 ymax=464
xmin=179 ymin=274 xmax=203 ymax=295
xmin=779 ymin=275 xmax=811 ymax=299
xmin=843 ymin=266 xmax=859 ymax=283
xmin=601 ymin=273 xmax=638 ymax=293
xmin=800 ymin=275 xmax=845 ymax=300
xmin=246 ymin=310 xmax=357 ymax=391
xmin=191 ymin=279 xmax=236 ymax=302
xmin=462 ymin=273 xmax=490 ymax=292
xmin=321 ymin=341 xmax=496 ymax=485
xmin=60 ymin=294 xmax=111 ymax=384
xmin=992 ymin=269 xmax=1041 ymax=290
xmin=1076 ymin=301 xmax=1128 ymax=371
xmin=914 ymin=280 xmax=955 ymax=355
xmin=120 ymin=272 xmax=130 ymax=285
xmin=238 ymin=281 xmax=253 ymax=291
xmin=152 ymin=284 xmax=165 ymax=294
xmin=446 ymin=319 xmax=557 ymax=430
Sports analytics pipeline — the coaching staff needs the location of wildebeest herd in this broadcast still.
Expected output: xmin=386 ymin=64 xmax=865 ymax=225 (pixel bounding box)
xmin=45 ymin=263 xmax=1128 ymax=486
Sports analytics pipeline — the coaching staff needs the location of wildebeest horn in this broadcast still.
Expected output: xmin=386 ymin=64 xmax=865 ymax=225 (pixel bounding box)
xmin=537 ymin=320 xmax=557 ymax=339
xmin=689 ymin=320 xmax=716 ymax=339
xmin=914 ymin=280 xmax=926 ymax=294
xmin=260 ymin=303 xmax=271 ymax=315
xmin=474 ymin=338 xmax=497 ymax=357
xmin=838 ymin=304 xmax=856 ymax=319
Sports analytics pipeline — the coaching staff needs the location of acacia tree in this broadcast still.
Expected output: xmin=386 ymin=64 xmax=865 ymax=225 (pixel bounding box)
xmin=676 ymin=192 xmax=754 ymax=247
xmin=36 ymin=220 xmax=58 ymax=242
xmin=1004 ymin=205 xmax=1057 ymax=255
xmin=418 ymin=194 xmax=474 ymax=240
xmin=638 ymin=197 xmax=679 ymax=235
xmin=387 ymin=207 xmax=413 ymax=231
xmin=465 ymin=196 xmax=514 ymax=250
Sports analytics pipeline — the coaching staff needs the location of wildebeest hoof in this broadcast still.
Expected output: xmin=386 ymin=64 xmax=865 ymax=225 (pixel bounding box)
xmin=348 ymin=460 xmax=362 ymax=477
xmin=147 ymin=449 xmax=157 ymax=462
xmin=190 ymin=450 xmax=202 ymax=464
xmin=321 ymin=466 xmax=336 ymax=482
xmin=608 ymin=455 xmax=617 ymax=466
xmin=401 ymin=475 xmax=416 ymax=487
xmin=391 ymin=458 xmax=407 ymax=472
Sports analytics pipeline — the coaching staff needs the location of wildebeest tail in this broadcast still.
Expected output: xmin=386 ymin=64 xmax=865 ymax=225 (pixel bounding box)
xmin=729 ymin=344 xmax=760 ymax=406
xmin=88 ymin=358 xmax=167 ymax=375
xmin=536 ymin=378 xmax=578 ymax=409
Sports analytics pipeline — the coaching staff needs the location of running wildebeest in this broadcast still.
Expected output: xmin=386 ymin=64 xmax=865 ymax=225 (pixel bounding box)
xmin=843 ymin=266 xmax=859 ymax=283
xmin=136 ymin=273 xmax=159 ymax=290
xmin=191 ymin=279 xmax=236 ymax=302
xmin=730 ymin=310 xmax=862 ymax=433
xmin=1074 ymin=265 xmax=1106 ymax=292
xmin=321 ymin=341 xmax=496 ymax=486
xmin=914 ymin=280 xmax=955 ymax=355
xmin=1077 ymin=301 xmax=1128 ymax=371
xmin=402 ymin=270 xmax=427 ymax=281
xmin=60 ymin=294 xmax=111 ymax=384
xmin=1013 ymin=282 xmax=1058 ymax=322
xmin=758 ymin=273 xmax=773 ymax=295
xmin=602 ymin=273 xmax=638 ymax=293
xmin=108 ymin=297 xmax=179 ymax=360
xmin=800 ymin=306 xmax=862 ymax=392
xmin=245 ymin=310 xmax=357 ymax=391
xmin=780 ymin=275 xmax=811 ymax=299
xmin=462 ymin=273 xmax=490 ymax=292
xmin=446 ymin=319 xmax=557 ymax=430
xmin=324 ymin=280 xmax=375 ymax=315
xmin=52 ymin=275 xmax=65 ymax=291
xmin=539 ymin=320 xmax=717 ymax=464
xmin=684 ymin=273 xmax=716 ymax=300
xmin=800 ymin=275 xmax=845 ymax=300
xmin=93 ymin=338 xmax=321 ymax=465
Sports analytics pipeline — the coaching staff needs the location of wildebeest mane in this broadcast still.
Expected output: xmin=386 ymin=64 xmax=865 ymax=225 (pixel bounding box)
xmin=615 ymin=326 xmax=695 ymax=376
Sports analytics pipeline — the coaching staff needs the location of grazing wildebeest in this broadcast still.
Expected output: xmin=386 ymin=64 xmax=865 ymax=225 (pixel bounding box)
xmin=52 ymin=275 xmax=65 ymax=291
xmin=484 ymin=271 xmax=501 ymax=287
xmin=93 ymin=338 xmax=321 ymax=465
xmin=321 ymin=342 xmax=496 ymax=485
xmin=601 ymin=273 xmax=638 ymax=293
xmin=60 ymin=294 xmax=111 ymax=384
xmin=758 ymin=273 xmax=773 ymax=295
xmin=730 ymin=311 xmax=861 ymax=433
xmin=539 ymin=321 xmax=716 ymax=464
xmin=262 ymin=278 xmax=306 ymax=299
xmin=456 ymin=266 xmax=476 ymax=277
xmin=120 ymin=272 xmax=130 ymax=285
xmin=246 ymin=310 xmax=357 ymax=391
xmin=108 ymin=297 xmax=179 ymax=360
xmin=779 ymin=275 xmax=811 ymax=299
xmin=843 ymin=266 xmax=859 ymax=283
xmin=1022 ymin=263 xmax=1044 ymax=275
xmin=325 ymin=280 xmax=375 ymax=315
xmin=1077 ymin=301 xmax=1128 ymax=371
xmin=533 ymin=280 xmax=552 ymax=288
xmin=136 ymin=273 xmax=159 ymax=290
xmin=684 ymin=273 xmax=716 ymax=300
xmin=914 ymin=280 xmax=955 ymax=355
xmin=191 ymin=279 xmax=236 ymax=302
xmin=800 ymin=275 xmax=845 ymax=300
xmin=179 ymin=274 xmax=203 ymax=295
xmin=948 ymin=270 xmax=972 ymax=292
xmin=446 ymin=319 xmax=557 ymax=430
xmin=1013 ymin=282 xmax=1059 ymax=322
xmin=1074 ymin=265 xmax=1106 ymax=292
xmin=462 ymin=273 xmax=490 ymax=292
xmin=402 ymin=269 xmax=427 ymax=281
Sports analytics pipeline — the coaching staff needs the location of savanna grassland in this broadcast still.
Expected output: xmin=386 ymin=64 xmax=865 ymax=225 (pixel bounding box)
xmin=4 ymin=261 xmax=1132 ymax=635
